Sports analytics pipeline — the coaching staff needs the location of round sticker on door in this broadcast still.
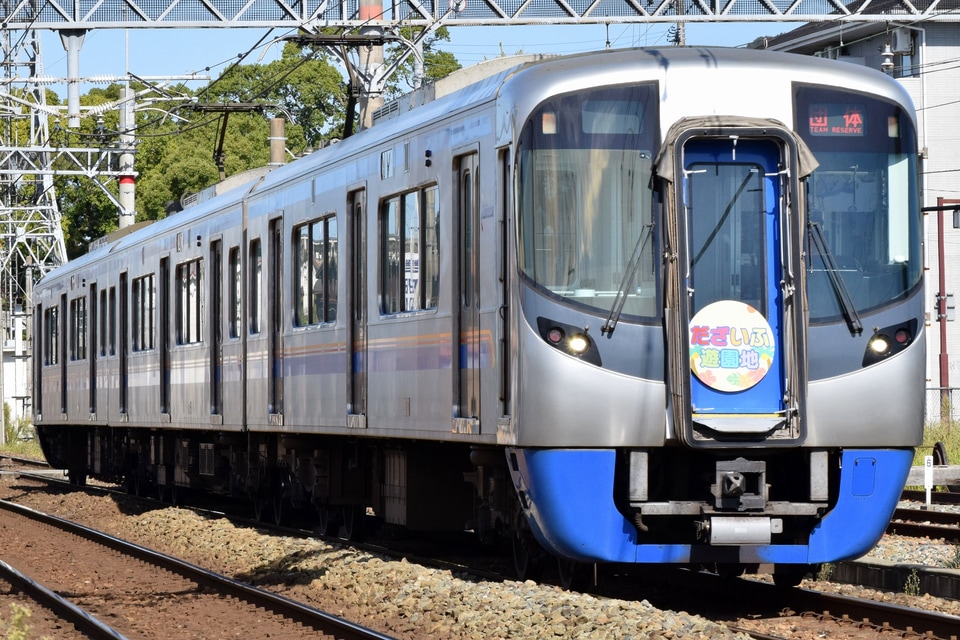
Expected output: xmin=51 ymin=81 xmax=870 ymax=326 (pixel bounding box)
xmin=689 ymin=300 xmax=775 ymax=392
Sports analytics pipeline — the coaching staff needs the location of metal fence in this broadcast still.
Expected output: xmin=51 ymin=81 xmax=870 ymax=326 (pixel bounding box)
xmin=925 ymin=388 xmax=960 ymax=423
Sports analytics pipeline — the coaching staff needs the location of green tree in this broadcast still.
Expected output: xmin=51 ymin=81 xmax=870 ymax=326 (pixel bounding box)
xmin=201 ymin=42 xmax=345 ymax=148
xmin=383 ymin=26 xmax=462 ymax=100
xmin=134 ymin=108 xmax=273 ymax=220
xmin=51 ymin=36 xmax=460 ymax=253
xmin=50 ymin=82 xmax=127 ymax=258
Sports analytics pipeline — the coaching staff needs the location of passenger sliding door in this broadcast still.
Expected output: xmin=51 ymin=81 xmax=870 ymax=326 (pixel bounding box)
xmin=89 ymin=283 xmax=97 ymax=417
xmin=159 ymin=258 xmax=171 ymax=416
xmin=268 ymin=219 xmax=283 ymax=422
xmin=210 ymin=240 xmax=223 ymax=420
xmin=455 ymin=153 xmax=480 ymax=433
xmin=347 ymin=189 xmax=367 ymax=429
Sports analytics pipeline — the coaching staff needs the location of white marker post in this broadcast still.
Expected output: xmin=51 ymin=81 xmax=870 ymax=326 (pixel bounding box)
xmin=924 ymin=455 xmax=934 ymax=509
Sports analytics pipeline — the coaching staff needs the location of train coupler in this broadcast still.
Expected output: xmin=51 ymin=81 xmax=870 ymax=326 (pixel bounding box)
xmin=710 ymin=457 xmax=768 ymax=511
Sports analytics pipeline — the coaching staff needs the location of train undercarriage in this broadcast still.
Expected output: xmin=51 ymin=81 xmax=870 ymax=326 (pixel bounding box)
xmin=38 ymin=424 xmax=882 ymax=588
xmin=35 ymin=424 xmax=519 ymax=544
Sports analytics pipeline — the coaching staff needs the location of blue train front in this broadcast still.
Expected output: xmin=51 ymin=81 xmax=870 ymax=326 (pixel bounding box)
xmin=501 ymin=48 xmax=924 ymax=583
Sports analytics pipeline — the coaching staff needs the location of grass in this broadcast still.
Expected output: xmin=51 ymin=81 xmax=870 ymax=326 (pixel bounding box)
xmin=0 ymin=404 xmax=43 ymax=460
xmin=914 ymin=421 xmax=960 ymax=466
xmin=0 ymin=604 xmax=47 ymax=640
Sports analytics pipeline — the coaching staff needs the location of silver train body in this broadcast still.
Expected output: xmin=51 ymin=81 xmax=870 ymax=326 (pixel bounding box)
xmin=33 ymin=47 xmax=924 ymax=579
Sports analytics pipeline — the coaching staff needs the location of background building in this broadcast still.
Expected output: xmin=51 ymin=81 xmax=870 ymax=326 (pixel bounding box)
xmin=757 ymin=22 xmax=960 ymax=421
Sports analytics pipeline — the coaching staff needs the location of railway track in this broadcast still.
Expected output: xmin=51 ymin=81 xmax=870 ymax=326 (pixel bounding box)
xmin=0 ymin=558 xmax=122 ymax=639
xmin=902 ymin=488 xmax=960 ymax=505
xmin=0 ymin=497 xmax=394 ymax=640
xmin=888 ymin=506 xmax=960 ymax=541
xmin=6 ymin=458 xmax=960 ymax=640
xmin=638 ymin=568 xmax=960 ymax=640
xmin=892 ymin=489 xmax=960 ymax=541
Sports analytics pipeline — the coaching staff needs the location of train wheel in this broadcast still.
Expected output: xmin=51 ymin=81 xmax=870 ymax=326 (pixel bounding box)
xmin=338 ymin=505 xmax=364 ymax=541
xmin=931 ymin=442 xmax=960 ymax=492
xmin=511 ymin=522 xmax=544 ymax=581
xmin=67 ymin=468 xmax=87 ymax=486
xmin=252 ymin=498 xmax=267 ymax=522
xmin=316 ymin=507 xmax=336 ymax=536
xmin=933 ymin=441 xmax=949 ymax=466
xmin=272 ymin=493 xmax=286 ymax=526
xmin=158 ymin=484 xmax=178 ymax=505
xmin=715 ymin=563 xmax=746 ymax=579
xmin=557 ymin=558 xmax=589 ymax=591
xmin=125 ymin=471 xmax=141 ymax=496
xmin=772 ymin=565 xmax=808 ymax=588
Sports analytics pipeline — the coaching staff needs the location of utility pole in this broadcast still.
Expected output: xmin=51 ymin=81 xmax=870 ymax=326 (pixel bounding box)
xmin=924 ymin=198 xmax=960 ymax=422
xmin=118 ymin=85 xmax=137 ymax=229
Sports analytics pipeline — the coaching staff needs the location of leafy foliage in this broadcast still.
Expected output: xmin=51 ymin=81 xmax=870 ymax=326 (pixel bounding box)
xmin=50 ymin=40 xmax=459 ymax=258
xmin=383 ymin=27 xmax=462 ymax=100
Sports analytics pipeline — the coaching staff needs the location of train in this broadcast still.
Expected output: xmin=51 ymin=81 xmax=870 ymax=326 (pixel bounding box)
xmin=33 ymin=47 xmax=924 ymax=587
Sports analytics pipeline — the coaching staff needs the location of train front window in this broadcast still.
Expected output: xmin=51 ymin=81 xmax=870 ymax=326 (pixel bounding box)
xmin=795 ymin=85 xmax=921 ymax=322
xmin=518 ymin=84 xmax=659 ymax=319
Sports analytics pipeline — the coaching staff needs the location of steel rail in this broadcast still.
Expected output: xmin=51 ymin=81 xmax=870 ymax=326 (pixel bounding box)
xmin=784 ymin=584 xmax=960 ymax=640
xmin=0 ymin=498 xmax=396 ymax=640
xmin=0 ymin=558 xmax=129 ymax=640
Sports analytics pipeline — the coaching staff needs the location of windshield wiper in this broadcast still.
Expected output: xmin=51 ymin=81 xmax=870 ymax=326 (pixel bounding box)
xmin=601 ymin=222 xmax=654 ymax=337
xmin=808 ymin=221 xmax=863 ymax=335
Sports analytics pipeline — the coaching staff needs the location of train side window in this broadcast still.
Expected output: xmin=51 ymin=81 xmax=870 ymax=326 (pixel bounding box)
xmin=99 ymin=289 xmax=107 ymax=357
xmin=381 ymin=197 xmax=402 ymax=314
xmin=69 ymin=296 xmax=87 ymax=361
xmin=325 ymin=217 xmax=338 ymax=321
xmin=44 ymin=306 xmax=59 ymax=366
xmin=422 ymin=186 xmax=440 ymax=309
xmin=229 ymin=246 xmax=241 ymax=338
xmin=250 ymin=239 xmax=262 ymax=335
xmin=379 ymin=184 xmax=439 ymax=315
xmin=132 ymin=273 xmax=156 ymax=351
xmin=175 ymin=258 xmax=204 ymax=345
xmin=295 ymin=224 xmax=309 ymax=325
xmin=108 ymin=286 xmax=116 ymax=356
xmin=294 ymin=215 xmax=338 ymax=326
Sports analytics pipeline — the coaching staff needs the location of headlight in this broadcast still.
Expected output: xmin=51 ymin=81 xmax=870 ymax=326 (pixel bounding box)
xmin=567 ymin=334 xmax=589 ymax=354
xmin=861 ymin=320 xmax=917 ymax=367
xmin=536 ymin=317 xmax=602 ymax=366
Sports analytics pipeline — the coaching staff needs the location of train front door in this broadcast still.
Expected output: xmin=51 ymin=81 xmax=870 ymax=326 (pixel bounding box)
xmin=670 ymin=132 xmax=804 ymax=443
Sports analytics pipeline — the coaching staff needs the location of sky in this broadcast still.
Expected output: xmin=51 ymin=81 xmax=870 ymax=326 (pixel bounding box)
xmin=36 ymin=21 xmax=803 ymax=98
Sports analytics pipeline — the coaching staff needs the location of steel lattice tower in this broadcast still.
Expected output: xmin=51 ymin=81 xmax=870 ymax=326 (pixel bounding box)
xmin=1 ymin=26 xmax=68 ymax=294
xmin=0 ymin=10 xmax=67 ymax=427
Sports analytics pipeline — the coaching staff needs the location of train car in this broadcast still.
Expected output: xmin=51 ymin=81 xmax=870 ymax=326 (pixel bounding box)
xmin=33 ymin=47 xmax=924 ymax=586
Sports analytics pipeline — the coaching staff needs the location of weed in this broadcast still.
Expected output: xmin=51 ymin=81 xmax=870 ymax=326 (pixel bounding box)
xmin=0 ymin=603 xmax=49 ymax=640
xmin=816 ymin=563 xmax=834 ymax=582
xmin=0 ymin=404 xmax=43 ymax=460
xmin=946 ymin=546 xmax=960 ymax=570
xmin=915 ymin=422 xmax=960 ymax=467
xmin=903 ymin=568 xmax=921 ymax=596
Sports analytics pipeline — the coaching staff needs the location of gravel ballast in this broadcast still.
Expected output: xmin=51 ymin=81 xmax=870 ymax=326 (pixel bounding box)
xmin=3 ymin=476 xmax=960 ymax=639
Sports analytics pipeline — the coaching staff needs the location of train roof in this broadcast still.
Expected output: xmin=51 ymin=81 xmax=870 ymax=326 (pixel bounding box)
xmin=44 ymin=46 xmax=915 ymax=284
xmin=495 ymin=46 xmax=915 ymax=118
xmin=45 ymin=54 xmax=546 ymax=278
